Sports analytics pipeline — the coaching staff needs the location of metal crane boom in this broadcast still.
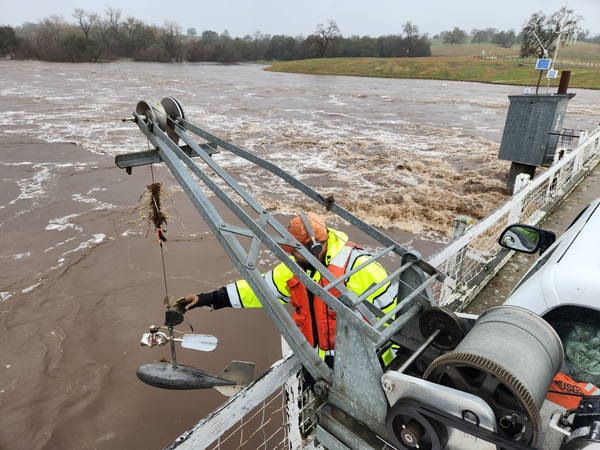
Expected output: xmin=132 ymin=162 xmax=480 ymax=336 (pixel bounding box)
xmin=117 ymin=98 xmax=446 ymax=441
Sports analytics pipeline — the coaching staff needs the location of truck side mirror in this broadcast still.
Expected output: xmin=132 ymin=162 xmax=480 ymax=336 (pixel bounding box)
xmin=498 ymin=224 xmax=556 ymax=255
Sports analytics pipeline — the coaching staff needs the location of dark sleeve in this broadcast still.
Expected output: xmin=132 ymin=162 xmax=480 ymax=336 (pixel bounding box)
xmin=188 ymin=288 xmax=232 ymax=310
xmin=210 ymin=287 xmax=232 ymax=310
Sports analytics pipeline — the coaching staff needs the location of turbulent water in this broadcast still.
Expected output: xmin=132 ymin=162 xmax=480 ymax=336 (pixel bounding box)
xmin=1 ymin=60 xmax=599 ymax=449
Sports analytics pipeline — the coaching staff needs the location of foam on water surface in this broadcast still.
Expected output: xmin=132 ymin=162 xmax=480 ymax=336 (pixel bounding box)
xmin=0 ymin=61 xmax=597 ymax=282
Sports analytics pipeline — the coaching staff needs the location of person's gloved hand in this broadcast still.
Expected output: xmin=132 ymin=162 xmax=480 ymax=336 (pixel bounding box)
xmin=175 ymin=293 xmax=213 ymax=313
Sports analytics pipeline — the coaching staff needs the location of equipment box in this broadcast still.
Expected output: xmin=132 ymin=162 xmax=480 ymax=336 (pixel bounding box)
xmin=498 ymin=93 xmax=575 ymax=167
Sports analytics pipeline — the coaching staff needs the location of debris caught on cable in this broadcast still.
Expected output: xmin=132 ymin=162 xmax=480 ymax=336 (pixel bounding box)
xmin=163 ymin=294 xmax=177 ymax=310
xmin=130 ymin=182 xmax=172 ymax=239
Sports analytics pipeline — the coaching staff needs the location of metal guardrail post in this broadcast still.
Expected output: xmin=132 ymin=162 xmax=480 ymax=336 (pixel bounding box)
xmin=514 ymin=173 xmax=531 ymax=195
xmin=441 ymin=215 xmax=472 ymax=301
xmin=508 ymin=174 xmax=530 ymax=224
xmin=574 ymin=144 xmax=584 ymax=173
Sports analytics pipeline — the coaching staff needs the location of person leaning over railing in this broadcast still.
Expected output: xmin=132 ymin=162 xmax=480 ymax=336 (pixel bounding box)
xmin=176 ymin=212 xmax=397 ymax=368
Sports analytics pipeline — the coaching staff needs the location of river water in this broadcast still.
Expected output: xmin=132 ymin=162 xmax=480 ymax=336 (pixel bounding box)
xmin=1 ymin=60 xmax=599 ymax=449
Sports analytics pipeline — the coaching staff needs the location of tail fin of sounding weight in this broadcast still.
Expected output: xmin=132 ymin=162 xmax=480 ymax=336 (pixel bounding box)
xmin=214 ymin=361 xmax=256 ymax=397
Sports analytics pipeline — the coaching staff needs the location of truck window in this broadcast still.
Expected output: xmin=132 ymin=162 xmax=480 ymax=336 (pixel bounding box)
xmin=554 ymin=321 xmax=600 ymax=386
xmin=544 ymin=307 xmax=600 ymax=387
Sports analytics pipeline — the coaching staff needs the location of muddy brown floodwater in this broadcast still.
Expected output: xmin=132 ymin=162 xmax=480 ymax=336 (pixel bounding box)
xmin=1 ymin=60 xmax=599 ymax=450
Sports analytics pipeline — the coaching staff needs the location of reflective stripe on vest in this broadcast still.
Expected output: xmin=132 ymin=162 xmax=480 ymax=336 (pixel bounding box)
xmin=329 ymin=245 xmax=353 ymax=268
xmin=334 ymin=246 xmax=396 ymax=311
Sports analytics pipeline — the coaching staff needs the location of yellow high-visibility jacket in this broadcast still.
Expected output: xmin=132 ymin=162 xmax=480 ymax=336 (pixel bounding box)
xmin=226 ymin=228 xmax=397 ymax=360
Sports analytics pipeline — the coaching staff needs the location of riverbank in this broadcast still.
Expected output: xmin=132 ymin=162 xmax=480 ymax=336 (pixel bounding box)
xmin=264 ymin=57 xmax=600 ymax=89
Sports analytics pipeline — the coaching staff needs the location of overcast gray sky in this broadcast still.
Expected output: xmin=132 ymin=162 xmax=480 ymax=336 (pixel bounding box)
xmin=1 ymin=0 xmax=598 ymax=37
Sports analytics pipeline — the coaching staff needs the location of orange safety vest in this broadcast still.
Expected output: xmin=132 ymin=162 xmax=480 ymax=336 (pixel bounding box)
xmin=287 ymin=242 xmax=360 ymax=351
xmin=547 ymin=372 xmax=600 ymax=409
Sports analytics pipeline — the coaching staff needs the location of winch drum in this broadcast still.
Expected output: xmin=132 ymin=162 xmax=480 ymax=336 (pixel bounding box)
xmin=424 ymin=306 xmax=564 ymax=446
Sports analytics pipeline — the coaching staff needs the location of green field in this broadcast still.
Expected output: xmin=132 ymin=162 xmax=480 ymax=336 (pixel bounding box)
xmin=430 ymin=37 xmax=519 ymax=56
xmin=265 ymin=56 xmax=600 ymax=90
xmin=429 ymin=40 xmax=600 ymax=61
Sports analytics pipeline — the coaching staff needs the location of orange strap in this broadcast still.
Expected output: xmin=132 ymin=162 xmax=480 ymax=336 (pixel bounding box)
xmin=547 ymin=372 xmax=600 ymax=409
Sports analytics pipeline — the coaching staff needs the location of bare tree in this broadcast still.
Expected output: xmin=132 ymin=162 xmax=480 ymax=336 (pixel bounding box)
xmin=72 ymin=9 xmax=99 ymax=38
xmin=314 ymin=19 xmax=342 ymax=57
xmin=103 ymin=7 xmax=124 ymax=54
xmin=123 ymin=16 xmax=153 ymax=55
xmin=161 ymin=20 xmax=183 ymax=61
xmin=244 ymin=31 xmax=269 ymax=60
xmin=41 ymin=15 xmax=67 ymax=42
xmin=247 ymin=31 xmax=262 ymax=58
xmin=35 ymin=15 xmax=70 ymax=61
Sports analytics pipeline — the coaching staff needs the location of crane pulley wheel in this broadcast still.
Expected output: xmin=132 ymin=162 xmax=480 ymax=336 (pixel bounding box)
xmin=136 ymin=99 xmax=167 ymax=133
xmin=418 ymin=307 xmax=465 ymax=351
xmin=160 ymin=97 xmax=187 ymax=144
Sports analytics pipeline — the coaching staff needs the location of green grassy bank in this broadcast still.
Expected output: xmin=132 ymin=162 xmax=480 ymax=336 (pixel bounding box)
xmin=264 ymin=57 xmax=600 ymax=89
xmin=428 ymin=40 xmax=600 ymax=61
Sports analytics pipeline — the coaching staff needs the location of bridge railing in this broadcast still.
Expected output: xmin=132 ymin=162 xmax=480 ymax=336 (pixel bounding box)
xmin=428 ymin=126 xmax=600 ymax=310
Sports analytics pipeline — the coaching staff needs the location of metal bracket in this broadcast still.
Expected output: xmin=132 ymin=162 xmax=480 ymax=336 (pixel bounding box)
xmin=115 ymin=143 xmax=219 ymax=170
xmin=382 ymin=372 xmax=497 ymax=450
xmin=245 ymin=210 xmax=269 ymax=269
xmin=218 ymin=223 xmax=300 ymax=249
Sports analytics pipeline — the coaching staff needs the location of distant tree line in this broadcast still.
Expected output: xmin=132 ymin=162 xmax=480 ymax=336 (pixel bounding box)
xmin=577 ymin=31 xmax=600 ymax=45
xmin=432 ymin=27 xmax=522 ymax=48
xmin=0 ymin=12 xmax=431 ymax=62
xmin=432 ymin=7 xmax=599 ymax=55
xmin=472 ymin=28 xmax=520 ymax=48
xmin=2 ymin=7 xmax=598 ymax=63
xmin=304 ymin=21 xmax=431 ymax=58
